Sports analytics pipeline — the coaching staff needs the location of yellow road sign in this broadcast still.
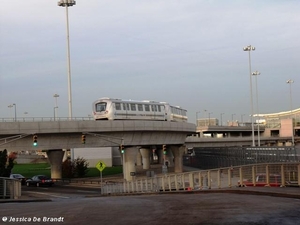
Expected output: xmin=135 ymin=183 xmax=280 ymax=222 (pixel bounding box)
xmin=96 ymin=161 xmax=106 ymax=172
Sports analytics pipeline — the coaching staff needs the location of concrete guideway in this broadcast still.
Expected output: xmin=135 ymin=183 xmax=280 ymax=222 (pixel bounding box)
xmin=0 ymin=120 xmax=195 ymax=181
xmin=0 ymin=120 xmax=196 ymax=150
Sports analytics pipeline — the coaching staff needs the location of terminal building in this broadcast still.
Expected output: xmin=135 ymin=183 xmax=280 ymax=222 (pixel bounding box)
xmin=195 ymin=108 xmax=300 ymax=146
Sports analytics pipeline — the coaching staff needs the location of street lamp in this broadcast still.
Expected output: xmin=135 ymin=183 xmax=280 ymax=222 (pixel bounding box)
xmin=58 ymin=0 xmax=76 ymax=120
xmin=196 ymin=111 xmax=201 ymax=127
xmin=8 ymin=104 xmax=17 ymax=121
xmin=252 ymin=71 xmax=261 ymax=146
xmin=8 ymin=104 xmax=13 ymax=120
xmin=208 ymin=112 xmax=213 ymax=126
xmin=241 ymin=114 xmax=245 ymax=123
xmin=243 ymin=45 xmax=256 ymax=146
xmin=286 ymin=79 xmax=294 ymax=146
xmin=53 ymin=94 xmax=60 ymax=121
xmin=13 ymin=103 xmax=17 ymax=121
xmin=220 ymin=113 xmax=224 ymax=126
xmin=231 ymin=114 xmax=235 ymax=123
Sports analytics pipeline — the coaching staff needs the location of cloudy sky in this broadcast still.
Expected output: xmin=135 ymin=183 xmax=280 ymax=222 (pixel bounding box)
xmin=0 ymin=0 xmax=299 ymax=123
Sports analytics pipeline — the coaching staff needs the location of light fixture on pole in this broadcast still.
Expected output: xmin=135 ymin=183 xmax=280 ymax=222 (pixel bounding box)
xmin=58 ymin=0 xmax=76 ymax=120
xmin=243 ymin=45 xmax=256 ymax=146
xmin=252 ymin=71 xmax=261 ymax=146
xmin=286 ymin=79 xmax=294 ymax=146
xmin=220 ymin=113 xmax=224 ymax=126
xmin=53 ymin=94 xmax=60 ymax=121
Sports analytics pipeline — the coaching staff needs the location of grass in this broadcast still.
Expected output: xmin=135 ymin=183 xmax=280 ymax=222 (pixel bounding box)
xmin=11 ymin=163 xmax=123 ymax=179
xmin=12 ymin=163 xmax=51 ymax=178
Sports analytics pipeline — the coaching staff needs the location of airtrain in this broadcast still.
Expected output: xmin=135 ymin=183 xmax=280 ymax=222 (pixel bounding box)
xmin=92 ymin=98 xmax=188 ymax=122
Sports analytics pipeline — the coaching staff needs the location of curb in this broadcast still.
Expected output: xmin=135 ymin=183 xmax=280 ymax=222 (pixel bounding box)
xmin=0 ymin=198 xmax=52 ymax=204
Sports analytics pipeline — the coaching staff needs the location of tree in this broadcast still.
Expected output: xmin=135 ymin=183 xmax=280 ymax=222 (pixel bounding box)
xmin=0 ymin=149 xmax=16 ymax=177
xmin=62 ymin=158 xmax=75 ymax=178
xmin=62 ymin=157 xmax=89 ymax=178
xmin=74 ymin=157 xmax=89 ymax=177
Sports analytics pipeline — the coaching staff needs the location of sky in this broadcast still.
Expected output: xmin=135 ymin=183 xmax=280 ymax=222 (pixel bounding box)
xmin=0 ymin=0 xmax=299 ymax=124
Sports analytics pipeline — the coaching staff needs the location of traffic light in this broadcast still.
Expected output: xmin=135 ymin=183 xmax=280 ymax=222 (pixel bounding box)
xmin=33 ymin=135 xmax=38 ymax=146
xmin=120 ymin=145 xmax=125 ymax=154
xmin=81 ymin=135 xmax=86 ymax=144
xmin=162 ymin=145 xmax=167 ymax=155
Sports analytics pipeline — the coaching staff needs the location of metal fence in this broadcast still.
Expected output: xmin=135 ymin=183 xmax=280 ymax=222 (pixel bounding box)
xmin=0 ymin=177 xmax=21 ymax=199
xmin=101 ymin=163 xmax=300 ymax=195
xmin=184 ymin=147 xmax=299 ymax=169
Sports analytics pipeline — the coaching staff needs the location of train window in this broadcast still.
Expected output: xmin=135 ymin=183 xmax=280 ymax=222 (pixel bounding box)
xmin=151 ymin=105 xmax=157 ymax=112
xmin=138 ymin=104 xmax=143 ymax=111
xmin=145 ymin=104 xmax=150 ymax=111
xmin=96 ymin=103 xmax=106 ymax=112
xmin=130 ymin=104 xmax=136 ymax=111
xmin=157 ymin=105 xmax=161 ymax=112
xmin=122 ymin=103 xmax=129 ymax=111
xmin=115 ymin=103 xmax=121 ymax=110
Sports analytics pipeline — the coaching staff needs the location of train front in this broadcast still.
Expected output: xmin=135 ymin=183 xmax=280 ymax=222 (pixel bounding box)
xmin=92 ymin=99 xmax=112 ymax=120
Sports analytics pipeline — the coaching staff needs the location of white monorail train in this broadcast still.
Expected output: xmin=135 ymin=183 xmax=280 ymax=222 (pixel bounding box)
xmin=92 ymin=98 xmax=188 ymax=122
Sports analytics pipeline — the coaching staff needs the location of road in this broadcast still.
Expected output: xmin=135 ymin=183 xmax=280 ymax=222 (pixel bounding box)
xmin=1 ymin=184 xmax=300 ymax=225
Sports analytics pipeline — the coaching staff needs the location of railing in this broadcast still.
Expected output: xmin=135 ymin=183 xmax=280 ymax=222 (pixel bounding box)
xmin=0 ymin=177 xmax=21 ymax=199
xmin=0 ymin=117 xmax=94 ymax=122
xmin=101 ymin=163 xmax=300 ymax=195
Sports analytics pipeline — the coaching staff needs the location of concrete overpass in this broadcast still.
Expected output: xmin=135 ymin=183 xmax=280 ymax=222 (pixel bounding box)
xmin=185 ymin=136 xmax=300 ymax=148
xmin=0 ymin=120 xmax=196 ymax=180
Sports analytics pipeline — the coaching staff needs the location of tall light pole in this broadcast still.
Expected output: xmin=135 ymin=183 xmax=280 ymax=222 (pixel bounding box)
xmin=252 ymin=71 xmax=261 ymax=146
xmin=243 ymin=45 xmax=256 ymax=146
xmin=196 ymin=111 xmax=201 ymax=126
xmin=53 ymin=94 xmax=60 ymax=121
xmin=58 ymin=0 xmax=76 ymax=120
xmin=13 ymin=103 xmax=17 ymax=121
xmin=286 ymin=79 xmax=294 ymax=146
xmin=220 ymin=113 xmax=224 ymax=126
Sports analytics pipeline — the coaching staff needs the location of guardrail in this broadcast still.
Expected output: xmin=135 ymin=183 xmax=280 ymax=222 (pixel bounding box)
xmin=101 ymin=163 xmax=300 ymax=195
xmin=0 ymin=177 xmax=21 ymax=199
xmin=0 ymin=117 xmax=94 ymax=122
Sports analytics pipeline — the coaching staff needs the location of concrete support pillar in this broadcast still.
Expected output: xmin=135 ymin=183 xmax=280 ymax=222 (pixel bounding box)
xmin=123 ymin=147 xmax=138 ymax=181
xmin=199 ymin=131 xmax=204 ymax=138
xmin=165 ymin=148 xmax=174 ymax=168
xmin=136 ymin=150 xmax=142 ymax=166
xmin=171 ymin=146 xmax=185 ymax=173
xmin=62 ymin=149 xmax=68 ymax=161
xmin=158 ymin=148 xmax=164 ymax=164
xmin=46 ymin=149 xmax=64 ymax=179
xmin=140 ymin=148 xmax=151 ymax=169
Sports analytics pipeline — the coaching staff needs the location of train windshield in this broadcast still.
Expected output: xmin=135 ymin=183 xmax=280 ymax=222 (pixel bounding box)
xmin=95 ymin=102 xmax=107 ymax=112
